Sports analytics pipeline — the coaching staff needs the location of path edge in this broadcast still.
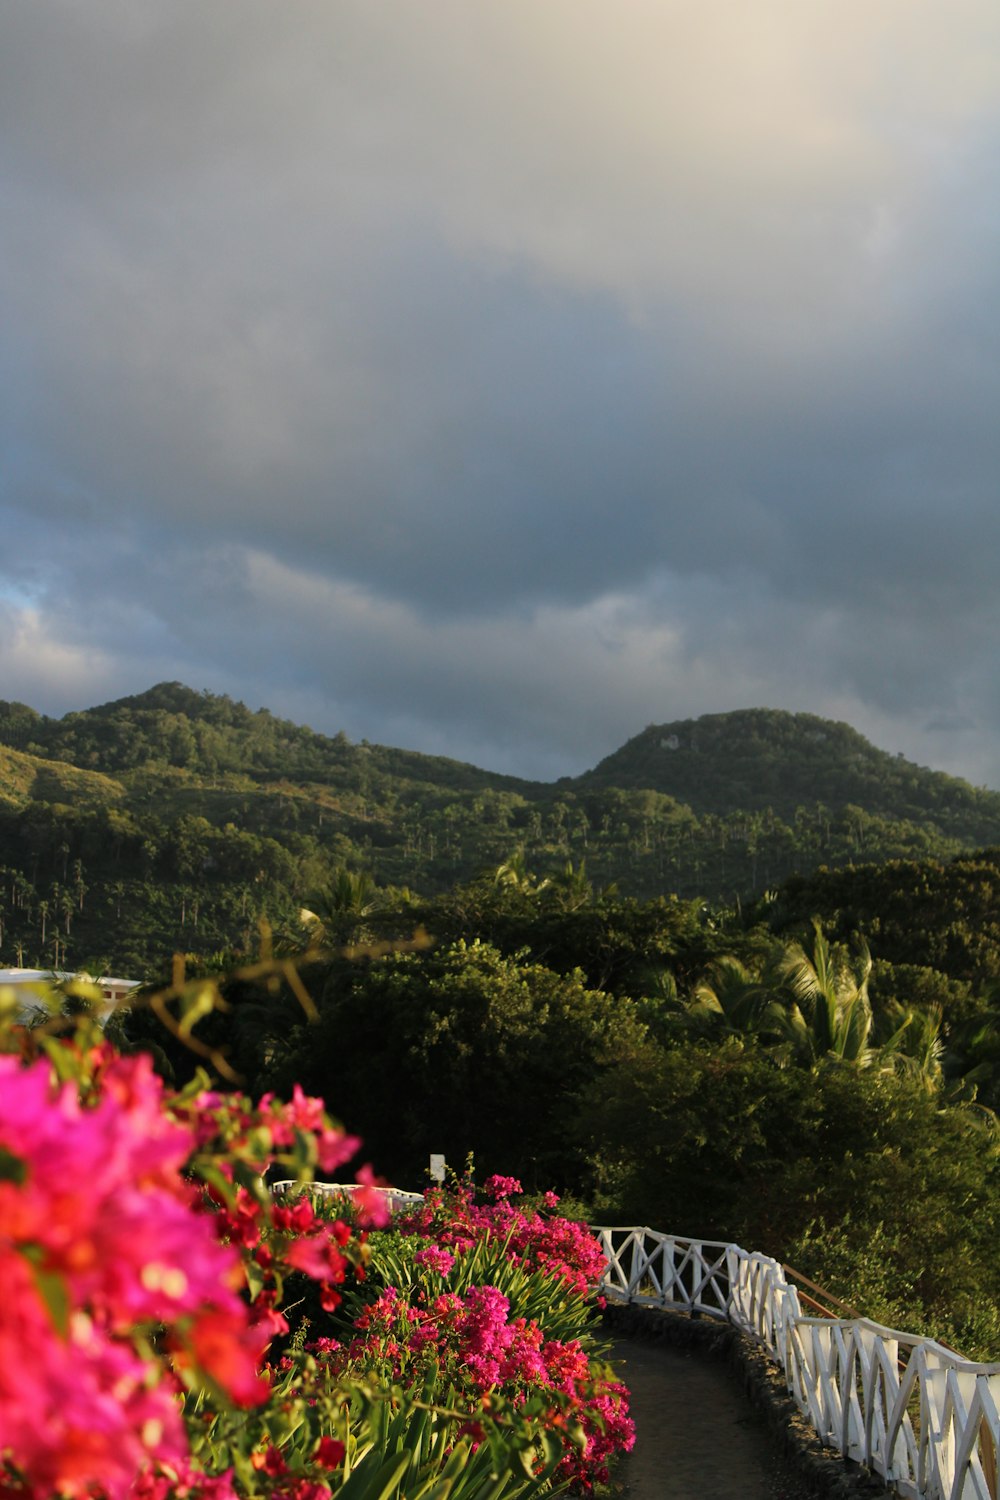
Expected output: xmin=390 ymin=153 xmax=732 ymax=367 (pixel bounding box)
xmin=601 ymin=1302 xmax=894 ymax=1500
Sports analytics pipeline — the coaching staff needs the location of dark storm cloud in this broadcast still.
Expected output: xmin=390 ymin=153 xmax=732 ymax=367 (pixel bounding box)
xmin=2 ymin=0 xmax=1000 ymax=782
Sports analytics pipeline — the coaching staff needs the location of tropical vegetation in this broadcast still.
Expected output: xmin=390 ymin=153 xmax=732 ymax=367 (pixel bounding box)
xmin=0 ymin=993 xmax=632 ymax=1500
xmin=3 ymin=685 xmax=1000 ymax=972
xmin=9 ymin=679 xmax=1000 ymax=1487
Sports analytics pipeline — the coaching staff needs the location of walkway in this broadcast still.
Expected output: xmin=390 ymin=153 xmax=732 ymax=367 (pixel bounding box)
xmin=610 ymin=1336 xmax=812 ymax=1500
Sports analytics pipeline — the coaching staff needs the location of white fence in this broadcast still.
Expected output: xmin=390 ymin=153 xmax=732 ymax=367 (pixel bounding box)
xmin=270 ymin=1179 xmax=425 ymax=1215
xmin=269 ymin=1187 xmax=1000 ymax=1500
xmin=594 ymin=1225 xmax=1000 ymax=1500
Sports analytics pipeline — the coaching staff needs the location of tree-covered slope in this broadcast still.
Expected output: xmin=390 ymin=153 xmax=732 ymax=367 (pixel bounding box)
xmin=576 ymin=708 xmax=1000 ymax=839
xmin=1 ymin=685 xmax=1000 ymax=972
xmin=0 ymin=684 xmax=538 ymax=795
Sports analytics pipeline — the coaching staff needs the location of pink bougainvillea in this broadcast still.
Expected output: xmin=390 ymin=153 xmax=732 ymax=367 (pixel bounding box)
xmin=0 ymin=1053 xmax=267 ymax=1499
xmin=0 ymin=1042 xmax=372 ymax=1500
xmin=311 ymin=1271 xmax=634 ymax=1490
xmin=413 ymin=1243 xmax=455 ymax=1277
xmin=395 ymin=1179 xmax=609 ymax=1296
xmin=0 ymin=1025 xmax=632 ymax=1499
xmin=305 ymin=1175 xmax=635 ymax=1490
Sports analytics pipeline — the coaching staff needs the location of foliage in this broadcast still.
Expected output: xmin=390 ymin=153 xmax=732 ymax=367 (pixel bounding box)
xmin=5 ymin=687 xmax=1000 ymax=972
xmin=263 ymin=939 xmax=648 ymax=1189
xmin=0 ymin=998 xmax=631 ymax=1499
xmin=581 ymin=1037 xmax=1000 ymax=1358
xmin=762 ymin=854 xmax=1000 ymax=989
xmin=12 ymin=675 xmax=1000 ymax=1388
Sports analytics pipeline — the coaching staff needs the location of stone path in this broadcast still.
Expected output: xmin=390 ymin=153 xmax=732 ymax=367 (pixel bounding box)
xmin=609 ymin=1336 xmax=813 ymax=1499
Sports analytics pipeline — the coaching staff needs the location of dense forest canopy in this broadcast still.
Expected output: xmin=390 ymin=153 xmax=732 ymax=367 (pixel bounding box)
xmin=113 ymin=850 xmax=1000 ymax=1362
xmin=1 ymin=683 xmax=999 ymax=973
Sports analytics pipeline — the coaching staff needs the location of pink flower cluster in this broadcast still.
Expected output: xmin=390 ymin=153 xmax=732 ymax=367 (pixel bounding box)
xmin=0 ymin=1042 xmax=370 ymax=1500
xmin=396 ymin=1179 xmax=608 ymax=1295
xmin=0 ymin=1052 xmax=266 ymax=1500
xmin=0 ymin=1020 xmax=634 ymax=1499
xmin=343 ymin=1283 xmax=536 ymax=1386
xmin=182 ymin=1084 xmax=360 ymax=1178
xmin=482 ymin=1173 xmax=523 ymax=1199
xmin=321 ymin=1274 xmax=634 ymax=1489
xmin=412 ymin=1244 xmax=455 ymax=1277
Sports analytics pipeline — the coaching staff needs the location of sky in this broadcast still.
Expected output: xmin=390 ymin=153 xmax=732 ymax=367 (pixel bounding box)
xmin=1 ymin=1 xmax=999 ymax=785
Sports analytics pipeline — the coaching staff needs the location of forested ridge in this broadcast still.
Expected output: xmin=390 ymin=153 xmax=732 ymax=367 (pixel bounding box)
xmin=2 ymin=682 xmax=1000 ymax=972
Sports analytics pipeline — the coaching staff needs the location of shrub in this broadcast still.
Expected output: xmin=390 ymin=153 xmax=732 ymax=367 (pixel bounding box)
xmin=0 ymin=1011 xmax=631 ymax=1498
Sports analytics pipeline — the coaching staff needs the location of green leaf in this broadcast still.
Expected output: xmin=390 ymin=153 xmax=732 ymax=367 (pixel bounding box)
xmin=29 ymin=1262 xmax=70 ymax=1338
xmin=233 ymin=1158 xmax=267 ymax=1197
xmin=0 ymin=1146 xmax=27 ymax=1185
xmin=173 ymin=1068 xmax=215 ymax=1104
xmin=192 ymin=1158 xmax=238 ymax=1208
xmin=335 ymin=1452 xmax=410 ymax=1500
xmin=244 ymin=1258 xmax=266 ymax=1302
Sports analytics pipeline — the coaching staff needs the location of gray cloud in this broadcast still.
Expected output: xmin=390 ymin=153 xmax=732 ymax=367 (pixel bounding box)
xmin=1 ymin=0 xmax=999 ymax=786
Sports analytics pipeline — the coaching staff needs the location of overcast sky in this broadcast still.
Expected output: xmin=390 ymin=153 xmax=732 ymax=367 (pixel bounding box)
xmin=2 ymin=1 xmax=999 ymax=784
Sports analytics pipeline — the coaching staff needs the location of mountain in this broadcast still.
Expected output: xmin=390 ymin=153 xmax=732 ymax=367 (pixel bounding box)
xmin=1 ymin=685 xmax=999 ymax=972
xmin=577 ymin=708 xmax=1000 ymax=839
xmin=0 ymin=683 xmax=536 ymax=795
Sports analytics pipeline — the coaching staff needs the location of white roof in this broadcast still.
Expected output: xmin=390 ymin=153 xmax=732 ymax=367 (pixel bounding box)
xmin=0 ymin=969 xmax=139 ymax=989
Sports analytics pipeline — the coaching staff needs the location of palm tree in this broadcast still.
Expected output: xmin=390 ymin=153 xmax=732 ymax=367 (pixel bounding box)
xmin=299 ymin=867 xmax=379 ymax=949
xmin=545 ymin=859 xmax=593 ymax=912
xmin=688 ymin=955 xmax=783 ymax=1039
xmin=493 ymin=849 xmax=550 ymax=900
xmin=772 ymin=920 xmax=874 ymax=1067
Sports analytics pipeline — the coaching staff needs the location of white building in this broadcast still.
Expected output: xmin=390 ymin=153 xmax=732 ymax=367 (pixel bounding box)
xmin=0 ymin=968 xmax=139 ymax=1023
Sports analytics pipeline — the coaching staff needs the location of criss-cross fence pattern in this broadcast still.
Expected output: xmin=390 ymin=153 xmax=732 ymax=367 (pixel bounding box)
xmin=594 ymin=1225 xmax=1000 ymax=1500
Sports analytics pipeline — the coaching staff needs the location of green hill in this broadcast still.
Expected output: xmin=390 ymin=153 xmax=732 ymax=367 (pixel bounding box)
xmin=577 ymin=708 xmax=1000 ymax=839
xmin=0 ymin=685 xmax=998 ymax=972
xmin=0 ymin=684 xmax=537 ymax=795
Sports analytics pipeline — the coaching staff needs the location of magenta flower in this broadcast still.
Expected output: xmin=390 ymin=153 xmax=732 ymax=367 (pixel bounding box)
xmin=482 ymin=1174 xmax=523 ymax=1200
xmin=413 ymin=1244 xmax=455 ymax=1277
xmin=0 ymin=1053 xmax=272 ymax=1497
xmin=350 ymin=1163 xmax=393 ymax=1227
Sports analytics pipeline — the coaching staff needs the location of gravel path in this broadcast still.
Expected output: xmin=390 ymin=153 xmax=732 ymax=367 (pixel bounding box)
xmin=609 ymin=1336 xmax=813 ymax=1499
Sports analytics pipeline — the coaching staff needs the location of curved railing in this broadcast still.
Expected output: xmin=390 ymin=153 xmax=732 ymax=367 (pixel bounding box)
xmin=270 ymin=1185 xmax=1000 ymax=1499
xmin=594 ymin=1225 xmax=1000 ymax=1500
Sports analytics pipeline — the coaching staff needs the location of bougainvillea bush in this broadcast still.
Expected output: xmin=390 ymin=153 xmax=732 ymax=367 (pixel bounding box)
xmin=0 ymin=1004 xmax=632 ymax=1500
xmin=282 ymin=1174 xmax=634 ymax=1491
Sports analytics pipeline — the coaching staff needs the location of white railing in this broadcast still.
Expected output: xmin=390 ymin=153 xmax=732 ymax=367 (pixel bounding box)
xmin=267 ymin=1191 xmax=1000 ymax=1499
xmin=593 ymin=1226 xmax=1000 ymax=1500
xmin=270 ymin=1180 xmax=425 ymax=1215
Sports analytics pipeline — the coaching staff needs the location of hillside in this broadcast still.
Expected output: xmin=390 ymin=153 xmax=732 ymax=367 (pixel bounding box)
xmin=0 ymin=684 xmax=998 ymax=971
xmin=0 ymin=742 xmax=126 ymax=811
xmin=0 ymin=684 xmax=538 ymax=796
xmin=578 ymin=709 xmax=1000 ymax=838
